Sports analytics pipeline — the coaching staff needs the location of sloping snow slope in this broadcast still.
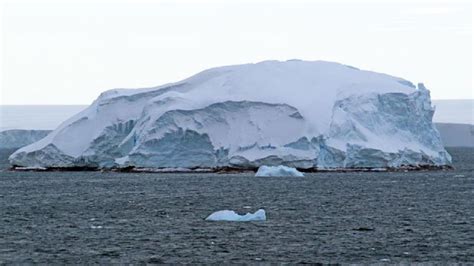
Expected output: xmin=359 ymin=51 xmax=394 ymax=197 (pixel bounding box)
xmin=9 ymin=60 xmax=451 ymax=169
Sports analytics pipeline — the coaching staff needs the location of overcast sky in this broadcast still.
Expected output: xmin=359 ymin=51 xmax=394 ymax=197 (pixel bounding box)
xmin=0 ymin=0 xmax=472 ymax=105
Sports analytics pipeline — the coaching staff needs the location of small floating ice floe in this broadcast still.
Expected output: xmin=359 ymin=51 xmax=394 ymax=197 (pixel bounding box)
xmin=255 ymin=165 xmax=304 ymax=177
xmin=205 ymin=209 xmax=266 ymax=221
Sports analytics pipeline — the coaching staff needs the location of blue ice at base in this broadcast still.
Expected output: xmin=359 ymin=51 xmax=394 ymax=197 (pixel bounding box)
xmin=205 ymin=209 xmax=266 ymax=221
xmin=255 ymin=165 xmax=304 ymax=177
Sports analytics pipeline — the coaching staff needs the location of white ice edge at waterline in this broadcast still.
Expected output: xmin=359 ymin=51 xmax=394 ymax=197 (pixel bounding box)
xmin=255 ymin=165 xmax=304 ymax=177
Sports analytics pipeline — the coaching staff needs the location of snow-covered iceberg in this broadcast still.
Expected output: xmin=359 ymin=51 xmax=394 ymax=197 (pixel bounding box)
xmin=255 ymin=165 xmax=304 ymax=177
xmin=205 ymin=209 xmax=266 ymax=221
xmin=9 ymin=60 xmax=451 ymax=170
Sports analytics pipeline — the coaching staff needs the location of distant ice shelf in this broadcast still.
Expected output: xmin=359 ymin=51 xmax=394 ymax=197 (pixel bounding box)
xmin=255 ymin=165 xmax=304 ymax=177
xmin=0 ymin=129 xmax=51 ymax=149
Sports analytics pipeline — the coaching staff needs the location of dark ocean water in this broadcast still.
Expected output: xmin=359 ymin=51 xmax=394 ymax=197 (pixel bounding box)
xmin=0 ymin=148 xmax=473 ymax=264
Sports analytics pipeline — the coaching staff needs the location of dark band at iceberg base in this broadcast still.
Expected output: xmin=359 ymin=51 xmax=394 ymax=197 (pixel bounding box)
xmin=10 ymin=153 xmax=454 ymax=173
xmin=8 ymin=61 xmax=452 ymax=171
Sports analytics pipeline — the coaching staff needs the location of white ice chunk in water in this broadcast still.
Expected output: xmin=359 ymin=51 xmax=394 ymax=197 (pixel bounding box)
xmin=255 ymin=165 xmax=304 ymax=177
xmin=205 ymin=209 xmax=266 ymax=221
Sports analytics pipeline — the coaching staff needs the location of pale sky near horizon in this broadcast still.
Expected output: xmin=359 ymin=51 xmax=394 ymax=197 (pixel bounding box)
xmin=0 ymin=0 xmax=472 ymax=105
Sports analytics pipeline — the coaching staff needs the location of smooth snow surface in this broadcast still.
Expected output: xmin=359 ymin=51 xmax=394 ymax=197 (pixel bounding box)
xmin=255 ymin=165 xmax=304 ymax=177
xmin=205 ymin=209 xmax=266 ymax=222
xmin=9 ymin=60 xmax=452 ymax=169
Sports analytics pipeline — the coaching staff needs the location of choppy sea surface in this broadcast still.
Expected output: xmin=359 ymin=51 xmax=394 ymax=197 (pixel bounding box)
xmin=0 ymin=147 xmax=473 ymax=264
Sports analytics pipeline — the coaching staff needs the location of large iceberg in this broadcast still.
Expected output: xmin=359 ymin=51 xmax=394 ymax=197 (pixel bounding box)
xmin=9 ymin=60 xmax=451 ymax=170
xmin=255 ymin=165 xmax=304 ymax=177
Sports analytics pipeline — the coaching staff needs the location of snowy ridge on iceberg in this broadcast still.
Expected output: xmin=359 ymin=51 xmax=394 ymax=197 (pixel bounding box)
xmin=9 ymin=60 xmax=451 ymax=170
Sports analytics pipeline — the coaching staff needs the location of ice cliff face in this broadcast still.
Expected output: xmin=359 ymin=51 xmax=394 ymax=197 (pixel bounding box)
xmin=9 ymin=60 xmax=451 ymax=170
